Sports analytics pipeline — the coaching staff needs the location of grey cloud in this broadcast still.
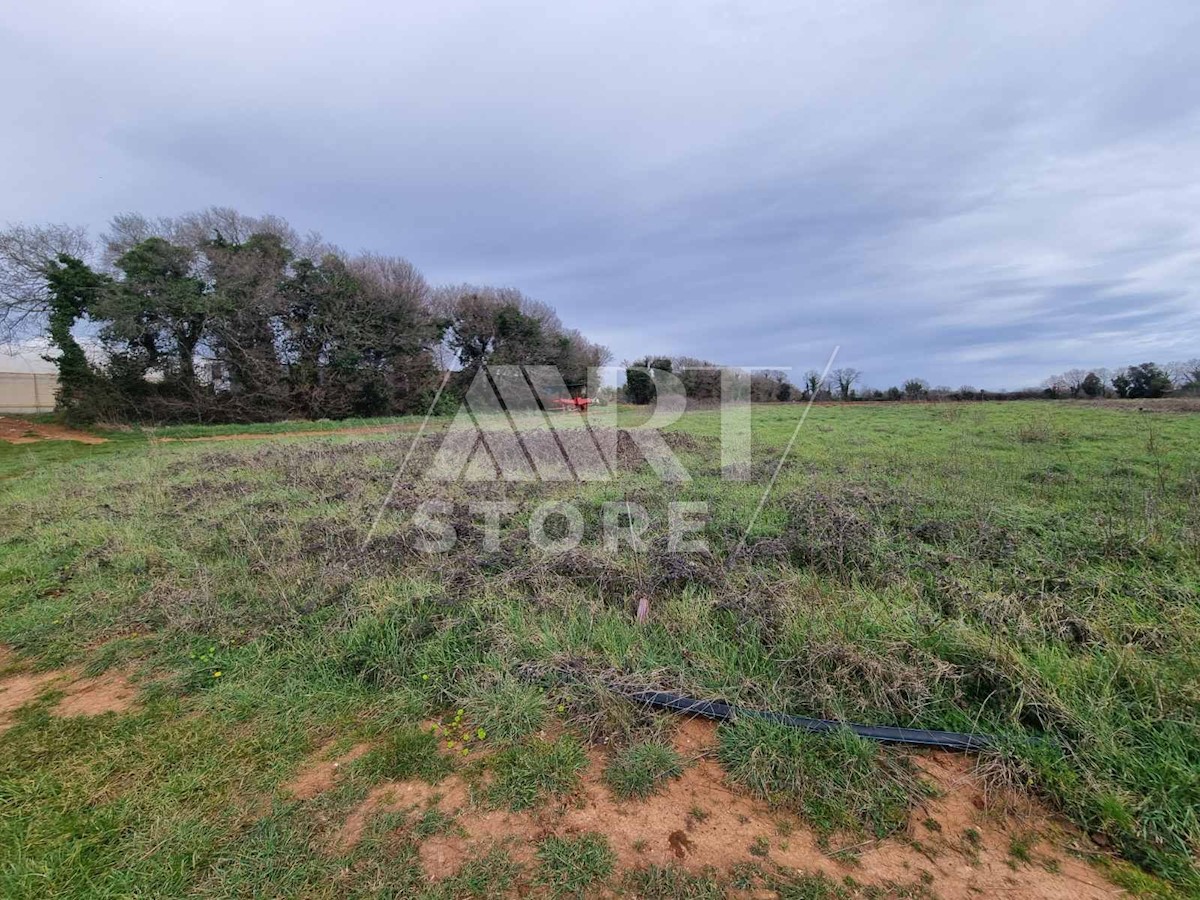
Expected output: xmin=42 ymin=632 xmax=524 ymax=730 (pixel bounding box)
xmin=3 ymin=1 xmax=1200 ymax=389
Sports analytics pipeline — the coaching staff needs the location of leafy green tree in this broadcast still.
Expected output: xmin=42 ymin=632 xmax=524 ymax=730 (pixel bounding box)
xmin=1081 ymin=372 xmax=1104 ymax=398
xmin=1111 ymin=369 xmax=1132 ymax=398
xmin=1126 ymin=362 xmax=1171 ymax=399
xmin=624 ymin=357 xmax=655 ymax=404
xmin=42 ymin=255 xmax=108 ymax=417
xmin=98 ymin=237 xmax=210 ymax=387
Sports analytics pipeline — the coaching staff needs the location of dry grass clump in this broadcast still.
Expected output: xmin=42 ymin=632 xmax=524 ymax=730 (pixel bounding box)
xmin=781 ymin=638 xmax=961 ymax=721
xmin=779 ymin=485 xmax=901 ymax=579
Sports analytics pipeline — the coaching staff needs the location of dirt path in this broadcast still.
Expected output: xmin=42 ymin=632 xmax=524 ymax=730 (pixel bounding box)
xmin=0 ymin=416 xmax=108 ymax=445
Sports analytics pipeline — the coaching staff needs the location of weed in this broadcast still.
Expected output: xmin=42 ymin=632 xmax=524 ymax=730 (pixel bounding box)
xmin=1008 ymin=832 xmax=1036 ymax=865
xmin=424 ymin=848 xmax=521 ymax=899
xmin=769 ymin=870 xmax=849 ymax=899
xmin=622 ymin=865 xmax=726 ymax=898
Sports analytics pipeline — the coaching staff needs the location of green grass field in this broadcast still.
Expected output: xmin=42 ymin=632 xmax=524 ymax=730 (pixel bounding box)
xmin=0 ymin=402 xmax=1197 ymax=897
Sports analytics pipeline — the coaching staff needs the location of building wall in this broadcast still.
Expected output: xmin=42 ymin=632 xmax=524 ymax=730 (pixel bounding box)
xmin=0 ymin=372 xmax=58 ymax=413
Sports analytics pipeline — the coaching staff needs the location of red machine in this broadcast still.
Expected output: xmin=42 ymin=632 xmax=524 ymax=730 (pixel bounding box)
xmin=551 ymin=396 xmax=596 ymax=412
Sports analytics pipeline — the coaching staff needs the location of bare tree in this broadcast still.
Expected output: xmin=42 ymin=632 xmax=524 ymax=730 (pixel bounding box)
xmin=1041 ymin=373 xmax=1069 ymax=397
xmin=0 ymin=223 xmax=92 ymax=344
xmin=1165 ymin=359 xmax=1200 ymax=388
xmin=832 ymin=367 xmax=861 ymax=401
xmin=1061 ymin=368 xmax=1089 ymax=398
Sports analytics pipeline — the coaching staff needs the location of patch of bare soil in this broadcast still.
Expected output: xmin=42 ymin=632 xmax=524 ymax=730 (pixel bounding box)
xmin=0 ymin=670 xmax=64 ymax=733
xmin=52 ymin=671 xmax=138 ymax=718
xmin=153 ymin=422 xmax=428 ymax=443
xmin=285 ymin=741 xmax=373 ymax=800
xmin=318 ymin=718 xmax=1119 ymax=898
xmin=0 ymin=650 xmax=138 ymax=733
xmin=0 ymin=416 xmax=107 ymax=444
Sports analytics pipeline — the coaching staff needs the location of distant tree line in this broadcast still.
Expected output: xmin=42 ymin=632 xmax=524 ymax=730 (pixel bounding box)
xmin=1040 ymin=362 xmax=1199 ymax=400
xmin=622 ymin=357 xmax=1200 ymax=405
xmin=0 ymin=210 xmax=609 ymax=424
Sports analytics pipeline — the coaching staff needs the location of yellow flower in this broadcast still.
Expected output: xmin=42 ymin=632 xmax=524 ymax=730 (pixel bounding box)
xmin=212 ymin=671 xmax=223 ymax=678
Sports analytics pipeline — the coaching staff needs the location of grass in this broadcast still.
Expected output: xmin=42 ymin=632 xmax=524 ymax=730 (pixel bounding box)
xmin=356 ymin=724 xmax=453 ymax=782
xmin=459 ymin=673 xmax=548 ymax=743
xmin=0 ymin=401 xmax=1198 ymax=894
xmin=486 ymin=735 xmax=588 ymax=810
xmin=536 ymin=832 xmax=615 ymax=897
xmin=718 ymin=718 xmax=924 ymax=839
xmin=603 ymin=740 xmax=686 ymax=799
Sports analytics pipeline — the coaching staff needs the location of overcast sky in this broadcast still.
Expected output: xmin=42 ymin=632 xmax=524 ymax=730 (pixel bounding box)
xmin=3 ymin=1 xmax=1199 ymax=388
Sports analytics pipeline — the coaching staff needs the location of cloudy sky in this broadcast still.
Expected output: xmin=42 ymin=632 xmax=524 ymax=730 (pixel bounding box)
xmin=4 ymin=1 xmax=1199 ymax=388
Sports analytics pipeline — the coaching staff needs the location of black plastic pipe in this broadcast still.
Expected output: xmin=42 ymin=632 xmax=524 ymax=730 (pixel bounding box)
xmin=624 ymin=689 xmax=992 ymax=752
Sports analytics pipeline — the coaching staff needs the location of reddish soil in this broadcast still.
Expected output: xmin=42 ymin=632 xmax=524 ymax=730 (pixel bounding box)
xmin=310 ymin=718 xmax=1119 ymax=898
xmin=0 ymin=669 xmax=64 ymax=733
xmin=0 ymin=648 xmax=137 ymax=732
xmin=52 ymin=671 xmax=138 ymax=718
xmin=0 ymin=416 xmax=107 ymax=445
xmin=285 ymin=740 xmax=373 ymax=800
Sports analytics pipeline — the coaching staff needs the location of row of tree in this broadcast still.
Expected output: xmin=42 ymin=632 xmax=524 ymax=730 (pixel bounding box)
xmin=623 ymin=359 xmax=1200 ymax=405
xmin=623 ymin=357 xmax=798 ymax=404
xmin=1041 ymin=362 xmax=1200 ymax=400
xmin=0 ymin=210 xmax=610 ymax=423
xmin=622 ymin=360 xmax=945 ymax=404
